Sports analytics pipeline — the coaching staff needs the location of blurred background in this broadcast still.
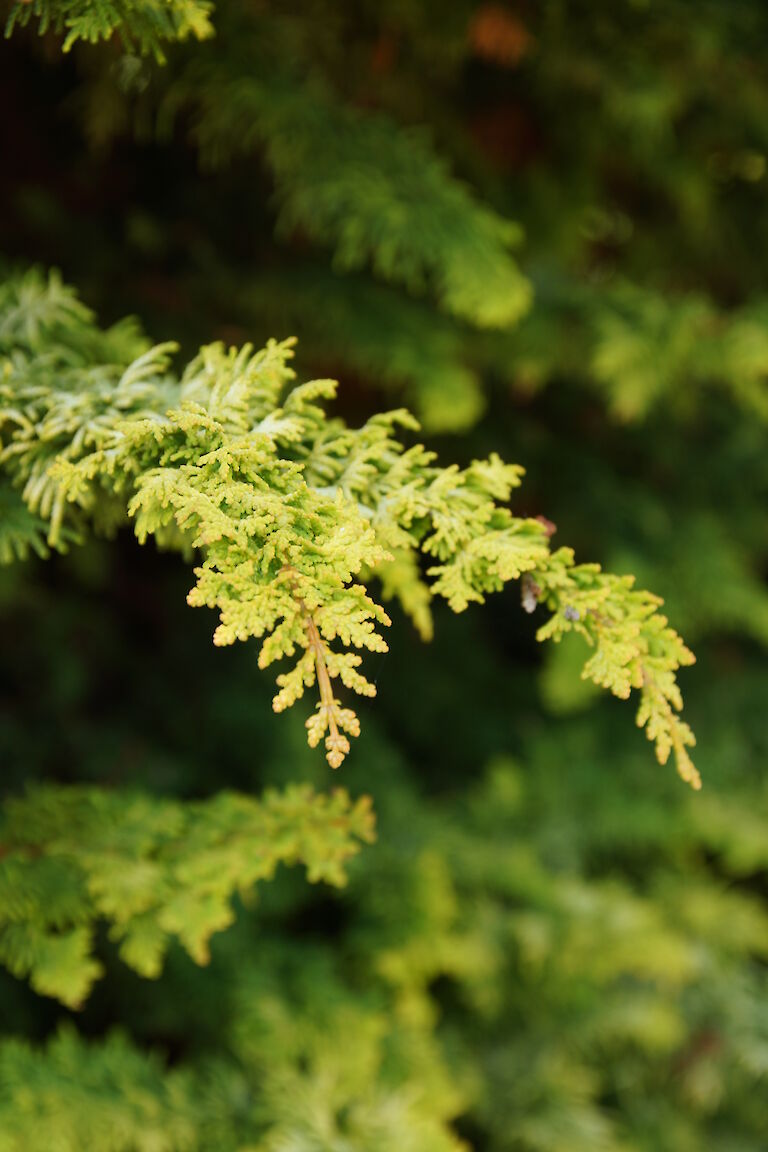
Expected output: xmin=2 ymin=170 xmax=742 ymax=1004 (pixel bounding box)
xmin=2 ymin=2 xmax=768 ymax=1148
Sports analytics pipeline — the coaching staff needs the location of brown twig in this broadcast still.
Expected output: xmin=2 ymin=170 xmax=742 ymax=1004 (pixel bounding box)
xmin=279 ymin=565 xmax=345 ymax=765
xmin=302 ymin=606 xmax=343 ymax=754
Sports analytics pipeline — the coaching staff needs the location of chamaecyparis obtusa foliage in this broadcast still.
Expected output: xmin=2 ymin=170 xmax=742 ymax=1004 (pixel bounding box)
xmin=0 ymin=783 xmax=374 ymax=1007
xmin=8 ymin=5 xmax=533 ymax=433
xmin=150 ymin=5 xmax=768 ymax=428
xmin=3 ymin=736 xmax=768 ymax=1151
xmin=12 ymin=2 xmax=768 ymax=437
xmin=158 ymin=27 xmax=532 ymax=332
xmin=3 ymin=2 xmax=768 ymax=1148
xmin=4 ymin=0 xmax=213 ymax=60
xmin=0 ymin=269 xmax=698 ymax=784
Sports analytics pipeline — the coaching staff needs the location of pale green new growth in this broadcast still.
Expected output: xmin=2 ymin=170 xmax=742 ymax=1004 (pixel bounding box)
xmin=534 ymin=554 xmax=698 ymax=788
xmin=4 ymin=0 xmax=213 ymax=60
xmin=0 ymin=1029 xmax=196 ymax=1151
xmin=0 ymin=269 xmax=698 ymax=784
xmin=0 ymin=784 xmax=375 ymax=1007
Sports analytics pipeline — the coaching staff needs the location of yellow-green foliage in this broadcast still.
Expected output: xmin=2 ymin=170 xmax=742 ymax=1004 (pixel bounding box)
xmin=0 ymin=1029 xmax=197 ymax=1152
xmin=2 ymin=1 xmax=768 ymax=1147
xmin=0 ymin=269 xmax=696 ymax=782
xmin=0 ymin=784 xmax=373 ymax=1007
xmin=4 ymin=0 xmax=213 ymax=59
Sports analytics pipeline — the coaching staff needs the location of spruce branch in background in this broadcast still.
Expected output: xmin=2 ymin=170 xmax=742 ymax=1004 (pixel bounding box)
xmin=7 ymin=1 xmax=768 ymax=436
xmin=3 ymin=5 xmax=533 ymax=435
xmin=0 ymin=269 xmax=697 ymax=783
xmin=161 ymin=44 xmax=532 ymax=330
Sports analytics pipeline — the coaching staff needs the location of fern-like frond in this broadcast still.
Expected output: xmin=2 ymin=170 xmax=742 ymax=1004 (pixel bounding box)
xmin=4 ymin=0 xmax=213 ymax=60
xmin=161 ymin=21 xmax=531 ymax=330
xmin=0 ymin=269 xmax=697 ymax=782
xmin=0 ymin=1028 xmax=197 ymax=1152
xmin=0 ymin=783 xmax=374 ymax=1006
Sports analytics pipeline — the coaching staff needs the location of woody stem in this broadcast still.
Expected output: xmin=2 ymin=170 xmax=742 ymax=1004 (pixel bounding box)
xmin=303 ymin=609 xmax=340 ymax=747
xmin=280 ymin=565 xmax=340 ymax=745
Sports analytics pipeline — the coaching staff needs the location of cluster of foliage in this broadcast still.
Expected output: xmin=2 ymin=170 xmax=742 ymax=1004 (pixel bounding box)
xmin=0 ymin=268 xmax=698 ymax=777
xmin=4 ymin=0 xmax=213 ymax=59
xmin=1 ymin=1 xmax=767 ymax=1149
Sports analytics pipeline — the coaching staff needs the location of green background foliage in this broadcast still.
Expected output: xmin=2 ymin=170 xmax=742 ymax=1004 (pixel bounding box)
xmin=1 ymin=1 xmax=768 ymax=1148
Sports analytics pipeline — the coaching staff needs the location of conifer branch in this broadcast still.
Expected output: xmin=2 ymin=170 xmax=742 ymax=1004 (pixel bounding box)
xmin=0 ymin=783 xmax=375 ymax=1005
xmin=4 ymin=0 xmax=214 ymax=60
xmin=0 ymin=268 xmax=698 ymax=785
xmin=157 ymin=13 xmax=531 ymax=331
xmin=279 ymin=565 xmax=359 ymax=768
